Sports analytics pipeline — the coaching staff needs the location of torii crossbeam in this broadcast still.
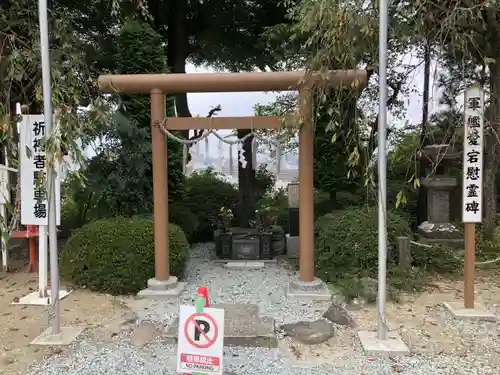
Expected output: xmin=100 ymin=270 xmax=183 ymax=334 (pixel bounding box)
xmin=98 ymin=70 xmax=367 ymax=299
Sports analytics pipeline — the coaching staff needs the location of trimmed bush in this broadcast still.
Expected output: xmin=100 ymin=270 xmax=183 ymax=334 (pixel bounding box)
xmin=183 ymin=168 xmax=238 ymax=241
xmin=131 ymin=204 xmax=199 ymax=243
xmin=60 ymin=217 xmax=189 ymax=295
xmin=169 ymin=203 xmax=200 ymax=243
xmin=315 ymin=206 xmax=412 ymax=282
xmin=59 ymin=199 xmax=86 ymax=239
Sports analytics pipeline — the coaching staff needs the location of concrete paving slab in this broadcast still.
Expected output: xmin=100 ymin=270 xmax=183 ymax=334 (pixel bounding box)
xmin=214 ymin=259 xmax=277 ymax=264
xmin=165 ymin=303 xmax=277 ymax=348
xmin=224 ymin=261 xmax=266 ymax=269
xmin=357 ymin=330 xmax=410 ymax=356
xmin=443 ymin=301 xmax=497 ymax=322
xmin=12 ymin=290 xmax=72 ymax=306
xmin=30 ymin=326 xmax=85 ymax=346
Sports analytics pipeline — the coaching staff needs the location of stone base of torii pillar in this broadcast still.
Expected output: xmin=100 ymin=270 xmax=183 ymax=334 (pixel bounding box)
xmin=286 ymin=277 xmax=331 ymax=301
xmin=137 ymin=277 xmax=186 ymax=299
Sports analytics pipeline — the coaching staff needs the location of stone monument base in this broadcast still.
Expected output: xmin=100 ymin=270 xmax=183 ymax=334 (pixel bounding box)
xmin=443 ymin=301 xmax=497 ymax=322
xmin=357 ymin=330 xmax=410 ymax=356
xmin=417 ymin=221 xmax=464 ymax=248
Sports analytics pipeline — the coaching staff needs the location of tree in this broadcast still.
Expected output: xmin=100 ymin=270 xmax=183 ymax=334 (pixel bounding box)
xmin=314 ymin=91 xmax=363 ymax=203
xmin=267 ymin=0 xmax=419 ymax=175
xmin=106 ymin=0 xmax=289 ymax=123
xmin=254 ymin=93 xmax=299 ymax=153
xmin=414 ymin=1 xmax=500 ymax=237
xmin=70 ymin=21 xmax=183 ymax=220
xmin=1 ymin=0 xmax=117 ymax=239
xmin=138 ymin=0 xmax=292 ymax=227
xmin=156 ymin=0 xmax=291 ymax=117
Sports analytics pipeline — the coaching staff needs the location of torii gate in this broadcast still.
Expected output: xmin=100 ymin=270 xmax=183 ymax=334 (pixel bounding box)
xmin=98 ymin=70 xmax=367 ymax=298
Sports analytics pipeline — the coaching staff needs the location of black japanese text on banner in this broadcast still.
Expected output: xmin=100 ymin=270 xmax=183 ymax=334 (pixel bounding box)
xmin=19 ymin=115 xmax=62 ymax=226
xmin=462 ymin=85 xmax=484 ymax=223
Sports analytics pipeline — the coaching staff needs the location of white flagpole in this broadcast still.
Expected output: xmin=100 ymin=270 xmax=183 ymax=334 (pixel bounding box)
xmin=38 ymin=0 xmax=60 ymax=334
xmin=377 ymin=0 xmax=389 ymax=340
xmin=38 ymin=225 xmax=48 ymax=298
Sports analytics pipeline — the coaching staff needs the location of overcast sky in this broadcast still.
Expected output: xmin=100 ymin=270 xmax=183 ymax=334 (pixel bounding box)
xmin=184 ymin=60 xmax=443 ymax=181
xmin=185 ymin=56 xmax=444 ymax=120
xmin=78 ymin=60 xmax=445 ymax=184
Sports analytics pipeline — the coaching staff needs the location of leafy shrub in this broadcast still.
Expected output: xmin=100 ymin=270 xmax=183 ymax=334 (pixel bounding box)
xmin=59 ymin=199 xmax=86 ymax=238
xmin=410 ymin=243 xmax=462 ymax=274
xmin=169 ymin=203 xmax=199 ymax=243
xmin=255 ymin=165 xmax=276 ymax=199
xmin=386 ymin=179 xmax=419 ymax=230
xmin=313 ymin=190 xmax=365 ymax=220
xmin=314 ymin=198 xmax=338 ymax=219
xmin=256 ymin=188 xmax=288 ymax=230
xmin=335 ymin=191 xmax=365 ymax=208
xmin=315 ymin=206 xmax=412 ymax=282
xmin=266 ymin=188 xmax=289 ymax=232
xmin=60 ymin=217 xmax=189 ymax=295
xmin=131 ymin=204 xmax=199 ymax=243
xmin=183 ymin=168 xmax=238 ymax=241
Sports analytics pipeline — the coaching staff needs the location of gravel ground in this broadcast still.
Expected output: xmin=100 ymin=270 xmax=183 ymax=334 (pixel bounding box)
xmin=26 ymin=243 xmax=500 ymax=375
xmin=128 ymin=243 xmax=330 ymax=326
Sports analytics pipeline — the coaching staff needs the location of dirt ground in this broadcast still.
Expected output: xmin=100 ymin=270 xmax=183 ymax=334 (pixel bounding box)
xmin=353 ymin=271 xmax=500 ymax=357
xmin=2 ymin=250 xmax=500 ymax=374
xmin=0 ymin=269 xmax=134 ymax=375
xmin=281 ymin=270 xmax=500 ymax=368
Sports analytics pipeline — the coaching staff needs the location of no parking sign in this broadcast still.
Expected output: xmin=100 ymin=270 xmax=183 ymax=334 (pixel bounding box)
xmin=177 ymin=305 xmax=225 ymax=375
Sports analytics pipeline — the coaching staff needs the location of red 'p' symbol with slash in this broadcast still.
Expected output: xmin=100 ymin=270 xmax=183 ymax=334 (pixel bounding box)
xmin=184 ymin=313 xmax=218 ymax=349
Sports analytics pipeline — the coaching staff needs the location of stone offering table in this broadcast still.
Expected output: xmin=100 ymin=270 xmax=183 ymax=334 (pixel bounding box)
xmin=214 ymin=226 xmax=284 ymax=260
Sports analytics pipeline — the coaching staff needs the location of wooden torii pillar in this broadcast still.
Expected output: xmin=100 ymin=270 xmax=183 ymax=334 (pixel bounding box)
xmin=98 ymin=70 xmax=367 ymax=298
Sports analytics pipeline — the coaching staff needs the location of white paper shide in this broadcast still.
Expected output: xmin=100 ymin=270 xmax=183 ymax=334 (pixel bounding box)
xmin=19 ymin=115 xmax=61 ymax=225
xmin=462 ymin=85 xmax=484 ymax=223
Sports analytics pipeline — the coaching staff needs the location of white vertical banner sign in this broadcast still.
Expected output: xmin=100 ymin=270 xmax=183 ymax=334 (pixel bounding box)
xmin=19 ymin=115 xmax=61 ymax=226
xmin=462 ymin=85 xmax=484 ymax=223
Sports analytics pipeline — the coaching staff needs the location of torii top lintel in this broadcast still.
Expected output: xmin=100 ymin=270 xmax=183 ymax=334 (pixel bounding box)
xmin=98 ymin=70 xmax=367 ymax=94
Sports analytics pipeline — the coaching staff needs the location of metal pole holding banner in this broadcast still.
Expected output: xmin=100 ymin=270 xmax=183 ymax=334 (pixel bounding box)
xmin=38 ymin=225 xmax=48 ymax=298
xmin=377 ymin=0 xmax=389 ymax=341
xmin=38 ymin=0 xmax=60 ymax=334
xmin=356 ymin=0 xmax=414 ymax=354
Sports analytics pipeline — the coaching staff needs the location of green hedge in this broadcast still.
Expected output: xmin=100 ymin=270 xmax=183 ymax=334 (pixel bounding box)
xmin=60 ymin=216 xmax=189 ymax=295
xmin=169 ymin=203 xmax=200 ymax=242
xmin=59 ymin=199 xmax=84 ymax=239
xmin=315 ymin=207 xmax=412 ymax=282
xmin=134 ymin=203 xmax=200 ymax=243
xmin=183 ymin=169 xmax=238 ymax=241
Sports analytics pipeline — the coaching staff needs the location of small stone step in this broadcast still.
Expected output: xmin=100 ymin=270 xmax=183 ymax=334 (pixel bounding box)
xmin=224 ymin=261 xmax=265 ymax=269
xmin=164 ymin=303 xmax=277 ymax=348
xmin=214 ymin=259 xmax=277 ymax=264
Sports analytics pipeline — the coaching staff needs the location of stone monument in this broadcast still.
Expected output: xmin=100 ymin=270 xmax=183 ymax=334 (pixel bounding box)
xmin=417 ymin=144 xmax=464 ymax=247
